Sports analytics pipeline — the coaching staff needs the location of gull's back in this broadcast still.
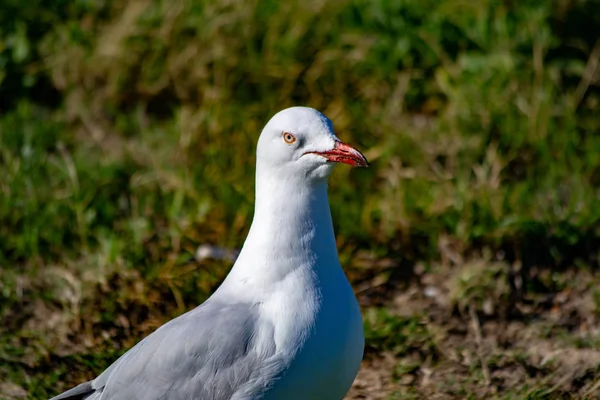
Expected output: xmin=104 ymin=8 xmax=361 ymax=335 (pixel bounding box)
xmin=51 ymin=299 xmax=284 ymax=400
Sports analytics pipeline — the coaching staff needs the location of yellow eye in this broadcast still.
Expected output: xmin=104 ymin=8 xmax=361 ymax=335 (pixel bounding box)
xmin=283 ymin=132 xmax=296 ymax=144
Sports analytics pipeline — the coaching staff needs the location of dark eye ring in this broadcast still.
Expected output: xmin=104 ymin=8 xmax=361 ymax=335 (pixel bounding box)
xmin=283 ymin=132 xmax=296 ymax=144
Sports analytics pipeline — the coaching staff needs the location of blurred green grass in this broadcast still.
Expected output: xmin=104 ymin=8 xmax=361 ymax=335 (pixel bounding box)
xmin=1 ymin=0 xmax=599 ymax=398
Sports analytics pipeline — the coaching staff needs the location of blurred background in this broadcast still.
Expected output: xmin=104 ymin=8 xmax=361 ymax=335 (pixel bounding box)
xmin=1 ymin=0 xmax=599 ymax=398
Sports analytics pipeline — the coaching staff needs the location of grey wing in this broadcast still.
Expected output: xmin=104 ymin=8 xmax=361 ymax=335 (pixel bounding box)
xmin=49 ymin=381 xmax=94 ymax=400
xmin=51 ymin=300 xmax=285 ymax=400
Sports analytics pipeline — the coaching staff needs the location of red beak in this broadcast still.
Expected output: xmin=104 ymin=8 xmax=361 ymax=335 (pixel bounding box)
xmin=308 ymin=141 xmax=369 ymax=167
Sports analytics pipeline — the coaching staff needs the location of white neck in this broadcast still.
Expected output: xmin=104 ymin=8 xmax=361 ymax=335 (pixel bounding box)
xmin=218 ymin=168 xmax=340 ymax=298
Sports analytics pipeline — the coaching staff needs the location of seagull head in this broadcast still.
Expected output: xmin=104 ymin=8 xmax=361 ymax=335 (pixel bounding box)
xmin=256 ymin=107 xmax=368 ymax=181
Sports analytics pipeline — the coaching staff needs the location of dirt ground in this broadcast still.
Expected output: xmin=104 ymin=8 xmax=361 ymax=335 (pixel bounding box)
xmin=1 ymin=256 xmax=599 ymax=400
xmin=346 ymin=260 xmax=600 ymax=399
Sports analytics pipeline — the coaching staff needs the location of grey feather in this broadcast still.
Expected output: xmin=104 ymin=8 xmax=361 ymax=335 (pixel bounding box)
xmin=51 ymin=299 xmax=285 ymax=400
xmin=49 ymin=381 xmax=94 ymax=400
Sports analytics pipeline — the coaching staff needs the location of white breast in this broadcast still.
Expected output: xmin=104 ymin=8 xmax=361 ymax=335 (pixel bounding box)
xmin=260 ymin=266 xmax=364 ymax=400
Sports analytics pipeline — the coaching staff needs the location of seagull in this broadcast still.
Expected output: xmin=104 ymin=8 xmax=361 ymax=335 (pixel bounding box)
xmin=51 ymin=106 xmax=368 ymax=400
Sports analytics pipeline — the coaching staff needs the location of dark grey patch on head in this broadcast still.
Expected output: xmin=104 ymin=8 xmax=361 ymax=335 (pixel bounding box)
xmin=317 ymin=111 xmax=334 ymax=134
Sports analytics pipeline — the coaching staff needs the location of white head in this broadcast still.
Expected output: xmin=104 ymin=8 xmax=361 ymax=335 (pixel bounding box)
xmin=256 ymin=107 xmax=368 ymax=182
